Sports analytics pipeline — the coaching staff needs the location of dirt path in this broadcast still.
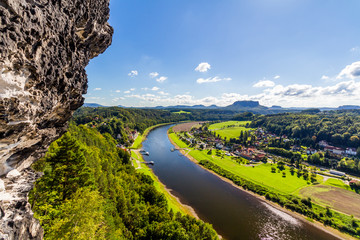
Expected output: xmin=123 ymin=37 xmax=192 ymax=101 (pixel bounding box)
xmin=132 ymin=150 xmax=142 ymax=169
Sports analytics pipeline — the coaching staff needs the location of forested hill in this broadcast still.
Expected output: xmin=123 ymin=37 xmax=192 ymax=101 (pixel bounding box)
xmin=250 ymin=110 xmax=360 ymax=148
xmin=73 ymin=107 xmax=240 ymax=146
xmin=29 ymin=124 xmax=218 ymax=239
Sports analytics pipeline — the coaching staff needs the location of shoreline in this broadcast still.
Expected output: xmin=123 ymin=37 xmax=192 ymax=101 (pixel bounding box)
xmin=131 ymin=142 xmax=200 ymax=219
xmin=167 ymin=127 xmax=355 ymax=240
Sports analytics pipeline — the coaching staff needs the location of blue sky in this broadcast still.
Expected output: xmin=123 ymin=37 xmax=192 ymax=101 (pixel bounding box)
xmin=85 ymin=0 xmax=360 ymax=107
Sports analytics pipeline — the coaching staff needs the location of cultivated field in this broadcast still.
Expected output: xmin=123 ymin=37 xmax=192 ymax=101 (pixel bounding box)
xmin=209 ymin=121 xmax=254 ymax=139
xmin=172 ymin=121 xmax=206 ymax=132
xmin=300 ymin=184 xmax=360 ymax=218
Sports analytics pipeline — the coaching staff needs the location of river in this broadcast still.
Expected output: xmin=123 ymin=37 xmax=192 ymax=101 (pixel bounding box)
xmin=141 ymin=125 xmax=341 ymax=240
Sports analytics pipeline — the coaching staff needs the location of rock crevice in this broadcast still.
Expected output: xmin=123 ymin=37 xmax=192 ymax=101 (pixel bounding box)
xmin=0 ymin=0 xmax=112 ymax=238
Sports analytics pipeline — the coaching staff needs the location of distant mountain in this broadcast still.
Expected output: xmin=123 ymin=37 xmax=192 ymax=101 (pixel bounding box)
xmin=83 ymin=103 xmax=104 ymax=108
xmin=152 ymin=104 xmax=220 ymax=109
xmin=224 ymin=101 xmax=269 ymax=113
xmin=226 ymin=100 xmax=261 ymax=109
xmin=338 ymin=105 xmax=360 ymax=110
xmin=82 ymin=102 xmax=360 ymax=114
xmin=270 ymin=105 xmax=282 ymax=109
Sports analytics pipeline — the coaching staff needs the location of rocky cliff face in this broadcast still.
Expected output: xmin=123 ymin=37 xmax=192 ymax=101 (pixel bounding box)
xmin=0 ymin=0 xmax=113 ymax=239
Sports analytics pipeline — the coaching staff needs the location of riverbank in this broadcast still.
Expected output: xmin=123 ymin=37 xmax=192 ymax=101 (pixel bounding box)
xmin=131 ymin=121 xmax=192 ymax=149
xmin=130 ymin=123 xmax=200 ymax=218
xmin=167 ymin=127 xmax=357 ymax=240
xmin=131 ymin=123 xmax=174 ymax=149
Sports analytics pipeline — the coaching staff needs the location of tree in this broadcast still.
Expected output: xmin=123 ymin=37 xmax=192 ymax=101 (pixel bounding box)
xmin=290 ymin=167 xmax=295 ymax=175
xmin=277 ymin=161 xmax=285 ymax=171
xmin=46 ymin=189 xmax=107 ymax=240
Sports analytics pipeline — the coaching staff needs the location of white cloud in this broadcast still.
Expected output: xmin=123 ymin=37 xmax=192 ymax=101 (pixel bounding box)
xmin=274 ymin=75 xmax=280 ymax=79
xmin=93 ymin=88 xmax=102 ymax=91
xmin=321 ymin=75 xmax=329 ymax=80
xmin=149 ymin=72 xmax=159 ymax=78
xmin=86 ymin=96 xmax=102 ymax=100
xmin=196 ymin=76 xmax=231 ymax=84
xmin=115 ymin=90 xmax=121 ymax=93
xmin=133 ymin=79 xmax=360 ymax=108
xmin=253 ymin=80 xmax=275 ymax=88
xmin=128 ymin=70 xmax=138 ymax=77
xmin=195 ymin=62 xmax=211 ymax=72
xmin=337 ymin=61 xmax=360 ymax=79
xmin=130 ymin=88 xmax=135 ymax=91
xmin=156 ymin=76 xmax=168 ymax=83
xmin=124 ymin=90 xmax=131 ymax=94
xmin=158 ymin=91 xmax=169 ymax=96
xmin=151 ymin=87 xmax=160 ymax=91
xmin=112 ymin=97 xmax=125 ymax=102
xmin=141 ymin=87 xmax=149 ymax=91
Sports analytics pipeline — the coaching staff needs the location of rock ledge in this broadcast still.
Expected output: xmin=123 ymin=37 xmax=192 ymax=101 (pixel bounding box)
xmin=0 ymin=0 xmax=113 ymax=238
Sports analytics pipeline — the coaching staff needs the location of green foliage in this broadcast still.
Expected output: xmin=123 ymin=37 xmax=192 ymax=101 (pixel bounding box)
xmin=30 ymin=124 xmax=218 ymax=240
xmin=251 ymin=111 xmax=360 ymax=149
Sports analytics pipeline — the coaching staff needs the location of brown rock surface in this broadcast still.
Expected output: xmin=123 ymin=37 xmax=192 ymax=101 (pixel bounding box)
xmin=0 ymin=0 xmax=113 ymax=238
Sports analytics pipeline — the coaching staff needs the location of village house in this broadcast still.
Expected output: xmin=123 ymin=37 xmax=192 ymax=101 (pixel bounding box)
xmin=215 ymin=143 xmax=224 ymax=149
xmin=345 ymin=147 xmax=357 ymax=156
xmin=324 ymin=146 xmax=345 ymax=155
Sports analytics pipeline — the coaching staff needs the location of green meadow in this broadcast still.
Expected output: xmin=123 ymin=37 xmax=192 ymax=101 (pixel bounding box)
xmin=189 ymin=149 xmax=317 ymax=194
xmin=208 ymin=121 xmax=251 ymax=130
xmin=173 ymin=110 xmax=191 ymax=114
xmin=208 ymin=121 xmax=254 ymax=139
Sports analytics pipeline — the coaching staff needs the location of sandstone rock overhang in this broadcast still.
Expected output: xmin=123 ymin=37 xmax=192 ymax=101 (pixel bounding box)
xmin=0 ymin=0 xmax=113 ymax=238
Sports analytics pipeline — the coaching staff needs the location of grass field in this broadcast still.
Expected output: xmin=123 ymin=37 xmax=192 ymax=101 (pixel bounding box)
xmin=131 ymin=150 xmax=188 ymax=214
xmin=208 ymin=121 xmax=251 ymax=130
xmin=323 ymin=178 xmax=351 ymax=191
xmin=169 ymin=132 xmax=189 ymax=148
xmin=208 ymin=121 xmax=254 ymax=139
xmin=173 ymin=110 xmax=191 ymax=114
xmin=191 ymin=150 xmax=315 ymax=194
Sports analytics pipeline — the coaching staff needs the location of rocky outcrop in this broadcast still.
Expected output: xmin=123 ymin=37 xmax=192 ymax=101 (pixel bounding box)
xmin=0 ymin=0 xmax=113 ymax=239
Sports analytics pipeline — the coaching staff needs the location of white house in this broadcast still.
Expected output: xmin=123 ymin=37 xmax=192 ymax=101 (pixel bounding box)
xmin=346 ymin=147 xmax=357 ymax=156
